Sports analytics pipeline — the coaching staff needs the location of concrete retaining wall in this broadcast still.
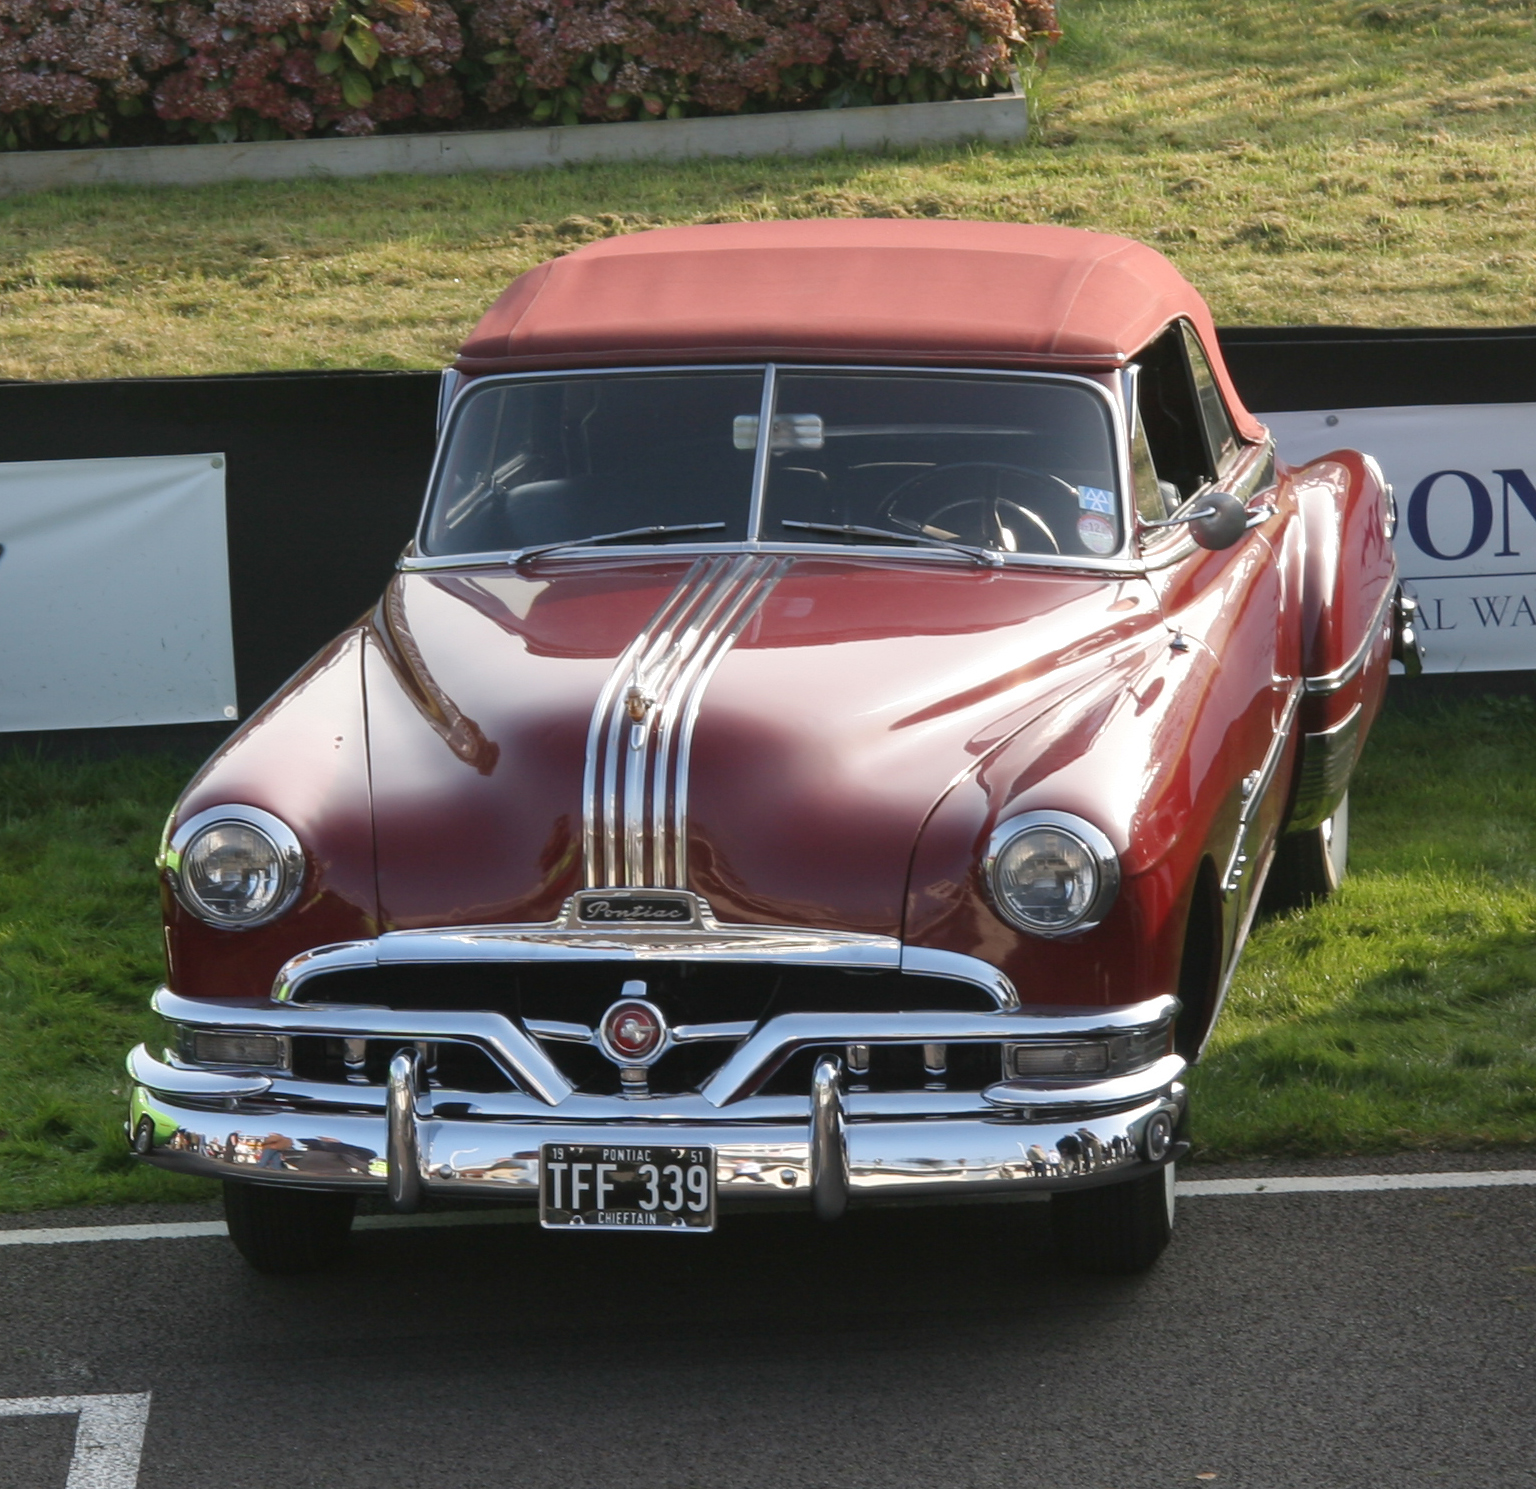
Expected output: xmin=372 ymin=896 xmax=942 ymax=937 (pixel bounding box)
xmin=0 ymin=94 xmax=1027 ymax=196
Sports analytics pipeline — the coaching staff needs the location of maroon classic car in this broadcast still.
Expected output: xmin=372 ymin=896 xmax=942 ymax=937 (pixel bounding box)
xmin=128 ymin=221 xmax=1417 ymax=1274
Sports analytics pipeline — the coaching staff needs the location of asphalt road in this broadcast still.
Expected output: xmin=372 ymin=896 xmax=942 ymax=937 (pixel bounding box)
xmin=2 ymin=1169 xmax=1534 ymax=1489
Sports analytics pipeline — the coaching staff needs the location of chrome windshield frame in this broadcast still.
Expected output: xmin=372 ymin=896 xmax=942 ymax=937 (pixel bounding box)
xmin=405 ymin=362 xmax=1137 ymax=574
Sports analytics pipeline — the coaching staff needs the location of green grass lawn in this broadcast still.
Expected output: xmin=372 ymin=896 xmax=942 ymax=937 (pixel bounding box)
xmin=2 ymin=693 xmax=1534 ymax=1212
xmin=1192 ymin=694 xmax=1536 ymax=1158
xmin=4 ymin=0 xmax=1536 ymax=380
xmin=0 ymin=754 xmax=209 ymax=1210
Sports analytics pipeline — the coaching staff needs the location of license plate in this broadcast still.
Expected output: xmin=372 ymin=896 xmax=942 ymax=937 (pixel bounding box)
xmin=539 ymin=1143 xmax=716 ymax=1232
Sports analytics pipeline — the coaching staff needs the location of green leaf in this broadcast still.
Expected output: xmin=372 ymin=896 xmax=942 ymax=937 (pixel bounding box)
xmin=481 ymin=49 xmax=508 ymax=64
xmin=408 ymin=63 xmax=425 ymax=87
xmin=315 ymin=43 xmax=344 ymax=69
xmin=341 ymin=68 xmax=374 ymax=106
xmin=591 ymin=58 xmax=611 ymax=83
xmin=532 ymin=98 xmax=553 ymax=120
xmin=606 ymin=92 xmax=628 ymax=110
xmin=343 ymin=24 xmax=381 ymax=69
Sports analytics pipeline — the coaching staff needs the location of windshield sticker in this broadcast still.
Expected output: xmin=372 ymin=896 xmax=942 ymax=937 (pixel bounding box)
xmin=1078 ymin=485 xmax=1116 ymax=514
xmin=1077 ymin=514 xmax=1117 ymax=555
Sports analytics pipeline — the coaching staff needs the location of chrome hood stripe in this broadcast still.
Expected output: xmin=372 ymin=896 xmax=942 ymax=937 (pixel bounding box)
xmin=583 ymin=554 xmax=789 ymax=888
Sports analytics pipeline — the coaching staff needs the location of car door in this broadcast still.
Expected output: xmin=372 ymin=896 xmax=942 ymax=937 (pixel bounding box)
xmin=1133 ymin=323 xmax=1298 ymax=948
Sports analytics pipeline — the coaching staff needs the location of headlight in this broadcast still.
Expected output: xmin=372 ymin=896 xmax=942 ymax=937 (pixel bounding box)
xmin=163 ymin=805 xmax=305 ymax=929
xmin=984 ymin=810 xmax=1119 ymax=937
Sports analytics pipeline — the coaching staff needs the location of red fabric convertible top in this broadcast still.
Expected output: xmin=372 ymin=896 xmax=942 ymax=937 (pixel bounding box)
xmin=455 ymin=220 xmax=1262 ymax=441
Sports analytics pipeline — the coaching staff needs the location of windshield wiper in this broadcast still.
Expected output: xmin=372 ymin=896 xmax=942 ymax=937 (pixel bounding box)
xmin=779 ymin=519 xmax=1003 ymax=568
xmin=512 ymin=522 xmax=727 ymax=566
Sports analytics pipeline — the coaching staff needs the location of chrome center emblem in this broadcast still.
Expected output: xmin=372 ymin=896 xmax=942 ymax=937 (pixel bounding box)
xmin=599 ymin=998 xmax=667 ymax=1064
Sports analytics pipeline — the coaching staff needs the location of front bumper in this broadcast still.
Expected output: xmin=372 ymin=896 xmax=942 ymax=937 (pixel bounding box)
xmin=127 ymin=989 xmax=1188 ymax=1215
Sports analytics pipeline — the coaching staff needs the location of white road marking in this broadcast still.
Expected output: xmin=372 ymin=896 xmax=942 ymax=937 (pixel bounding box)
xmin=0 ymin=1392 xmax=151 ymax=1489
xmin=0 ymin=1171 xmax=1532 ymax=1249
xmin=1177 ymin=1170 xmax=1536 ymax=1197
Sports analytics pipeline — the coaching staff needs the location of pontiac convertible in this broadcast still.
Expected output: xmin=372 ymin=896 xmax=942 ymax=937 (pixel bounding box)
xmin=127 ymin=221 xmax=1416 ymax=1274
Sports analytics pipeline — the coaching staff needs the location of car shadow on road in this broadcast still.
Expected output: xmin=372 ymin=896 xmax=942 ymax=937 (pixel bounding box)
xmin=226 ymin=1199 xmax=1162 ymax=1364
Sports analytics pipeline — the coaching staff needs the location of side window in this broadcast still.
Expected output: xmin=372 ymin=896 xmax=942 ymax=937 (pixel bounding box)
xmin=1181 ymin=323 xmax=1240 ymax=472
xmin=1134 ymin=326 xmax=1213 ymax=502
xmin=1130 ymin=407 xmax=1173 ymax=523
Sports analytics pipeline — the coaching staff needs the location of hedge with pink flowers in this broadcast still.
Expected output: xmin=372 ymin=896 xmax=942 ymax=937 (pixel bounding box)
xmin=0 ymin=0 xmax=1057 ymax=149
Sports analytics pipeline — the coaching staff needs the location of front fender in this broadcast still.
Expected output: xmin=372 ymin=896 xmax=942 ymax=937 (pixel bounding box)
xmin=902 ymin=628 xmax=1226 ymax=1012
xmin=163 ymin=629 xmax=379 ymax=1002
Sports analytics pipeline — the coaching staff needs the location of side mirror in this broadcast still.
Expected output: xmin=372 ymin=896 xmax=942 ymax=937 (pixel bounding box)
xmin=1141 ymin=488 xmax=1251 ymax=551
xmin=1189 ymin=489 xmax=1249 ymax=551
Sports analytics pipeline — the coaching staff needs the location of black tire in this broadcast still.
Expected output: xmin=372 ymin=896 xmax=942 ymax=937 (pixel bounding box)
xmin=223 ymin=1181 xmax=356 ymax=1275
xmin=1265 ymin=792 xmax=1350 ymax=912
xmin=1051 ymin=1162 xmax=1176 ymax=1275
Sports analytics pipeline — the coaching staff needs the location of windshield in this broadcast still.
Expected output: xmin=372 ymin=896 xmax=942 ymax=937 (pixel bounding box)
xmin=422 ymin=369 xmax=1122 ymax=560
xmin=423 ymin=373 xmax=761 ymax=556
xmin=759 ymin=373 xmax=1122 ymax=559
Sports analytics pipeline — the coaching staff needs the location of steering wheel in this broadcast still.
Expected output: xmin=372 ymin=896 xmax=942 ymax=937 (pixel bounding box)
xmin=879 ymin=462 xmax=1082 ymax=556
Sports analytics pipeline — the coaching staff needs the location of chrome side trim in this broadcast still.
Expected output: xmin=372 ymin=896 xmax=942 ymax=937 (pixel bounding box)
xmin=898 ymin=947 xmax=1018 ymax=1012
xmin=1220 ymin=680 xmax=1303 ymax=897
xmin=982 ymin=1053 xmax=1186 ymax=1111
xmin=272 ymin=940 xmax=379 ymax=998
xmin=1285 ymin=703 xmax=1362 ymax=834
xmin=387 ymin=1048 xmax=426 ymax=1213
xmin=1303 ymin=580 xmax=1397 ymax=696
xmin=810 ymin=1055 xmax=849 ymax=1221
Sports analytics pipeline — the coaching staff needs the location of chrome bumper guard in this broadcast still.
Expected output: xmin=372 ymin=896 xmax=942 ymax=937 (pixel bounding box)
xmin=127 ymin=989 xmax=1187 ymax=1213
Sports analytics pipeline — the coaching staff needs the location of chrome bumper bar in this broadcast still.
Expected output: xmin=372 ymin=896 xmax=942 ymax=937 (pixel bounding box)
xmin=127 ymin=1049 xmax=1187 ymax=1212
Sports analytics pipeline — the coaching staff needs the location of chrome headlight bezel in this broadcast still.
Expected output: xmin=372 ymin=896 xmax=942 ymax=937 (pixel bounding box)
xmin=161 ymin=804 xmax=306 ymax=930
xmin=983 ymin=809 xmax=1121 ymax=938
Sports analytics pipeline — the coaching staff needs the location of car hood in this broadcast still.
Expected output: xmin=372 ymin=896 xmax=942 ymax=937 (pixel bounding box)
xmin=364 ymin=554 xmax=1165 ymax=935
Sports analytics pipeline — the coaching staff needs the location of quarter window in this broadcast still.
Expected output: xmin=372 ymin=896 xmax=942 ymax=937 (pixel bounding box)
xmin=1181 ymin=323 xmax=1240 ymax=471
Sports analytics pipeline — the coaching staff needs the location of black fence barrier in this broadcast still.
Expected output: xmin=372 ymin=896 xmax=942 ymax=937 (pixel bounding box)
xmin=0 ymin=368 xmax=438 ymax=721
xmin=2 ymin=326 xmax=1535 ymax=752
xmin=1217 ymin=325 xmax=1536 ymax=412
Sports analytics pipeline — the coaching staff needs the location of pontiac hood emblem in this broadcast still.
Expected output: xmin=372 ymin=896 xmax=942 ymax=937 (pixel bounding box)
xmin=577 ymin=892 xmax=693 ymax=924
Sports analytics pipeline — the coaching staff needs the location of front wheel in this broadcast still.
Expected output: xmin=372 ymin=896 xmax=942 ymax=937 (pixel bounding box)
xmin=1051 ymin=1162 xmax=1176 ymax=1275
xmin=223 ymin=1181 xmax=356 ymax=1275
xmin=1265 ymin=792 xmax=1350 ymax=912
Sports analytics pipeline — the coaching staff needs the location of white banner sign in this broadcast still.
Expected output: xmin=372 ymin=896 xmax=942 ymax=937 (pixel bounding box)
xmin=1264 ymin=403 xmax=1536 ymax=674
xmin=0 ymin=453 xmax=237 ymax=731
